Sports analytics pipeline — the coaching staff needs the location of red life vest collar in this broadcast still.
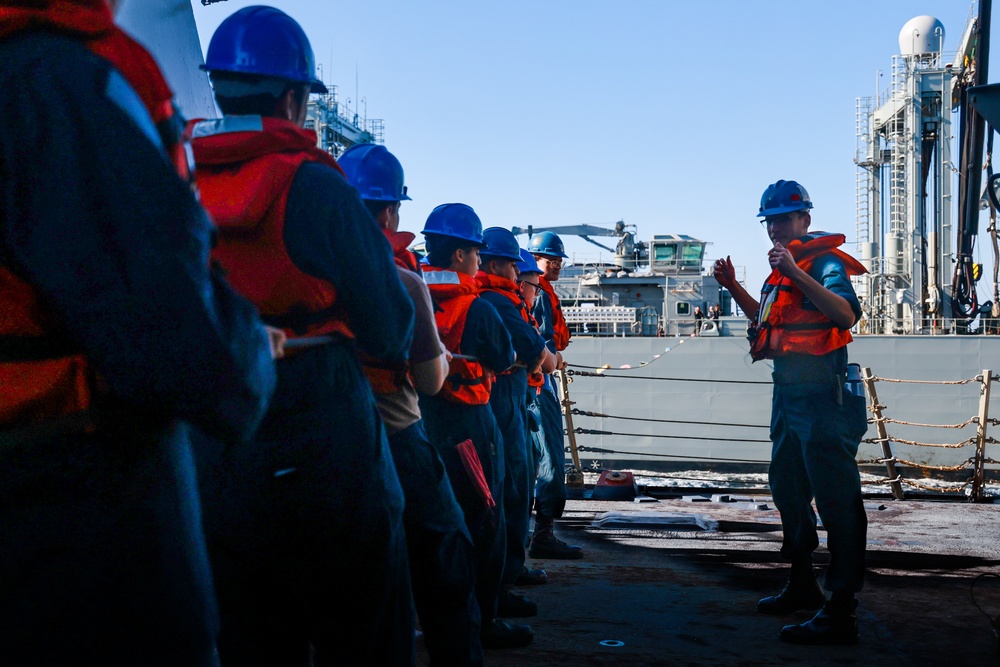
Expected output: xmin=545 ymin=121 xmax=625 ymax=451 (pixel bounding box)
xmin=767 ymin=232 xmax=868 ymax=281
xmin=384 ymin=229 xmax=419 ymax=273
xmin=477 ymin=272 xmax=531 ymax=322
xmin=538 ymin=276 xmax=570 ymax=350
xmin=191 ymin=116 xmax=343 ymax=174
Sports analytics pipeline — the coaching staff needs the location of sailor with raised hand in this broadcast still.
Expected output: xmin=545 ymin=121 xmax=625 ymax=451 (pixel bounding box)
xmin=339 ymin=144 xmax=483 ymax=666
xmin=713 ymin=180 xmax=868 ymax=645
xmin=528 ymin=232 xmax=585 ymax=559
xmin=190 ymin=7 xmax=416 ymax=665
xmin=0 ymin=0 xmax=278 ymax=664
xmin=475 ymin=229 xmax=557 ymax=618
xmin=419 ymin=205 xmax=535 ymax=650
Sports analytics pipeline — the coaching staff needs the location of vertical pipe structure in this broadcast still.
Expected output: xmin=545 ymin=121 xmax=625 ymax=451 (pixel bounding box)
xmin=954 ymin=0 xmax=993 ymax=323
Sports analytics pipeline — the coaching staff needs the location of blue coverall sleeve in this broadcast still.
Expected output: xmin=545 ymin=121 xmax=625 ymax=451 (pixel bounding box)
xmin=531 ymin=293 xmax=558 ymax=353
xmin=481 ymin=292 xmax=546 ymax=367
xmin=812 ymin=255 xmax=863 ymax=322
xmin=284 ymin=163 xmax=415 ymax=363
xmin=0 ymin=43 xmax=276 ymax=444
xmin=463 ymin=299 xmax=515 ymax=373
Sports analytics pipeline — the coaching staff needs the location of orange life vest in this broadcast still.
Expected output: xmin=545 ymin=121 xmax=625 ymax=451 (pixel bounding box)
xmin=423 ymin=267 xmax=492 ymax=405
xmin=538 ymin=276 xmax=570 ymax=351
xmin=750 ymin=233 xmax=867 ymax=361
xmin=0 ymin=2 xmax=188 ymax=431
xmin=190 ymin=116 xmax=354 ymax=342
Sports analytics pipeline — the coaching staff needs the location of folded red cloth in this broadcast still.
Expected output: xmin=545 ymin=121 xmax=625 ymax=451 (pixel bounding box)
xmin=455 ymin=439 xmax=495 ymax=509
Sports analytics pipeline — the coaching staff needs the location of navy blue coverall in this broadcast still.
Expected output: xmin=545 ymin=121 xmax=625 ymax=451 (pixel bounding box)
xmin=767 ymin=254 xmax=868 ymax=594
xmin=479 ymin=289 xmax=547 ymax=585
xmin=195 ymin=161 xmax=416 ymax=667
xmin=0 ymin=32 xmax=276 ymax=667
xmin=530 ymin=287 xmax=569 ymax=519
xmin=419 ymin=297 xmax=514 ymax=625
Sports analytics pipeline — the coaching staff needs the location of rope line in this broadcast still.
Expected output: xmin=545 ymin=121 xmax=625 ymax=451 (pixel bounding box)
xmin=570 ymin=408 xmax=770 ymax=430
xmin=573 ymin=443 xmax=766 ymax=465
xmin=874 ymin=416 xmax=980 ymax=429
xmin=872 ymin=375 xmax=979 ymax=385
xmin=575 ymin=427 xmax=771 ymax=444
xmin=892 ymin=458 xmax=975 ymax=472
xmin=566 ymin=369 xmax=771 ymax=384
xmin=863 ymin=436 xmax=975 ymax=449
xmin=901 ymin=478 xmax=971 ymax=493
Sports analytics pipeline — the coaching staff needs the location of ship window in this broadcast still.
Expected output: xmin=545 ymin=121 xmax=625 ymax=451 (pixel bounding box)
xmin=655 ymin=245 xmax=676 ymax=259
xmin=676 ymin=302 xmax=690 ymax=315
xmin=680 ymin=244 xmax=703 ymax=268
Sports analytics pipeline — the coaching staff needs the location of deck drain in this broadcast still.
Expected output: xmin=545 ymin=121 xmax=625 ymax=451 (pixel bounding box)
xmin=600 ymin=640 xmax=625 ymax=647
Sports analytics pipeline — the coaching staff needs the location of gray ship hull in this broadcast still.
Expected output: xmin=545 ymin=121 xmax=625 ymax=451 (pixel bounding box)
xmin=563 ymin=333 xmax=1000 ymax=474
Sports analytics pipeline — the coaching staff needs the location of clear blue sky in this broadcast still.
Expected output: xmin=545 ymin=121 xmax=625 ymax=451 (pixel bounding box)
xmin=191 ymin=1 xmax=983 ymax=292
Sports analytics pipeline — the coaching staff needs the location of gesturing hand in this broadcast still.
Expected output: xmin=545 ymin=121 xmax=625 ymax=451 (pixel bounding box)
xmin=713 ymin=256 xmax=736 ymax=289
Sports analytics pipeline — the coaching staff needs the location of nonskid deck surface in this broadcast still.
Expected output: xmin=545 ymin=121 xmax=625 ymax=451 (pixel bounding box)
xmin=417 ymin=496 xmax=1000 ymax=666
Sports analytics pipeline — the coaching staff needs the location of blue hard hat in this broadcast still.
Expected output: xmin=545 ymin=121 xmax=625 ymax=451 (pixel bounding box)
xmin=528 ymin=231 xmax=568 ymax=258
xmin=203 ymin=6 xmax=327 ymax=94
xmin=338 ymin=144 xmax=411 ymax=202
xmin=422 ymin=204 xmax=486 ymax=245
xmin=757 ymin=180 xmax=813 ymax=217
xmin=516 ymin=248 xmax=542 ymax=275
xmin=480 ymin=227 xmax=523 ymax=261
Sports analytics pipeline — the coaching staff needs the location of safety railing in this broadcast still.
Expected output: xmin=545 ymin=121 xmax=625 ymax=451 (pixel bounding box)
xmin=559 ymin=348 xmax=998 ymax=502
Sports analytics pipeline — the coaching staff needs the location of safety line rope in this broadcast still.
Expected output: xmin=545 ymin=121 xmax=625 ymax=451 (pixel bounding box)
xmin=566 ymin=369 xmax=771 ymax=384
xmin=572 ymin=443 xmax=766 ymax=465
xmin=571 ymin=408 xmax=770 ymax=429
xmin=574 ymin=427 xmax=772 ymax=444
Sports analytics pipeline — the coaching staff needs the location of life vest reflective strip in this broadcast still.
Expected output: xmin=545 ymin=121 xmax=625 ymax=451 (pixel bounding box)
xmin=750 ymin=232 xmax=867 ymax=361
xmin=423 ymin=267 xmax=492 ymax=405
xmin=538 ymin=276 xmax=570 ymax=351
xmin=476 ymin=272 xmax=531 ymax=377
xmin=190 ymin=116 xmax=354 ymax=342
xmin=0 ymin=3 xmax=187 ymax=432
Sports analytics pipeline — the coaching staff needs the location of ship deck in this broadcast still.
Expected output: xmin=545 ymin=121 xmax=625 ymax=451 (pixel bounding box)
xmin=418 ymin=493 xmax=1000 ymax=666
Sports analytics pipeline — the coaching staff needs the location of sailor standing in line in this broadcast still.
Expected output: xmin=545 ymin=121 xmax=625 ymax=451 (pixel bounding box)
xmin=528 ymin=232 xmax=585 ymax=559
xmin=0 ymin=0 xmax=277 ymax=664
xmin=339 ymin=144 xmax=484 ymax=666
xmin=190 ymin=7 xmax=416 ymax=665
xmin=475 ymin=229 xmax=557 ymax=617
xmin=419 ymin=204 xmax=534 ymax=649
xmin=713 ymin=180 xmax=869 ymax=645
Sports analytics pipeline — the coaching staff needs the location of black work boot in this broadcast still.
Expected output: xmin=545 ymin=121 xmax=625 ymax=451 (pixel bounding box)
xmin=515 ymin=565 xmax=548 ymax=586
xmin=481 ymin=619 xmax=534 ymax=649
xmin=757 ymin=567 xmax=825 ymax=615
xmin=528 ymin=527 xmax=583 ymax=559
xmin=498 ymin=589 xmax=538 ymax=617
xmin=779 ymin=598 xmax=859 ymax=645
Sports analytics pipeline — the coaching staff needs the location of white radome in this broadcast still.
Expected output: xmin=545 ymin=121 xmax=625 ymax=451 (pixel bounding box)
xmin=898 ymin=16 xmax=945 ymax=57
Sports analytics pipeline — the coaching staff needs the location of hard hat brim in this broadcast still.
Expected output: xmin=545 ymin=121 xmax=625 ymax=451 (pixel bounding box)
xmin=757 ymin=203 xmax=812 ymax=218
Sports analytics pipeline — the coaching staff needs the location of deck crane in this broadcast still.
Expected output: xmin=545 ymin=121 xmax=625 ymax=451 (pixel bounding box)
xmin=511 ymin=221 xmax=649 ymax=271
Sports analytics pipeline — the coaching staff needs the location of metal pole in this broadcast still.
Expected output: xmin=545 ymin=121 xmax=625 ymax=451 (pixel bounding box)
xmin=862 ymin=367 xmax=905 ymax=500
xmin=971 ymin=369 xmax=993 ymax=502
xmin=558 ymin=368 xmax=585 ymax=491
